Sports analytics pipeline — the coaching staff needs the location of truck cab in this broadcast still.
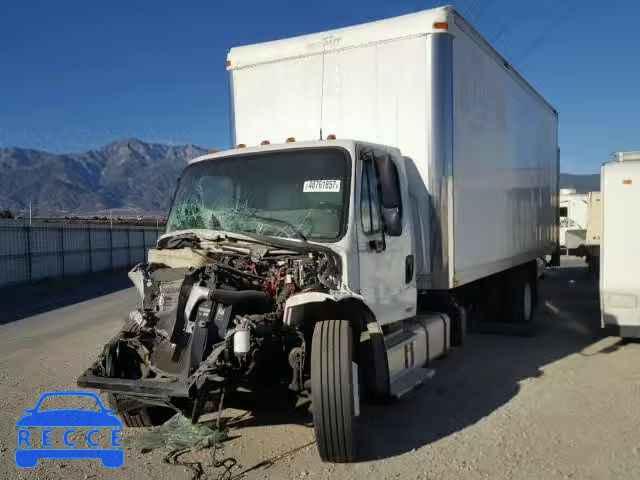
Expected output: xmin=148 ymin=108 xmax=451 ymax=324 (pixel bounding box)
xmin=79 ymin=139 xmax=450 ymax=463
xmin=168 ymin=140 xmax=417 ymax=328
xmin=161 ymin=139 xmax=448 ymax=461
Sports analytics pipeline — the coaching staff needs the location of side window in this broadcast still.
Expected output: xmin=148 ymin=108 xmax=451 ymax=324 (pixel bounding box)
xmin=361 ymin=158 xmax=381 ymax=234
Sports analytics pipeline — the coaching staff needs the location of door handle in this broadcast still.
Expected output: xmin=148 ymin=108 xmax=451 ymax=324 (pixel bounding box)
xmin=405 ymin=254 xmax=414 ymax=283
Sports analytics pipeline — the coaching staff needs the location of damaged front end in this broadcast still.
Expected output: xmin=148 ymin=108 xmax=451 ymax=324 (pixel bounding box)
xmin=77 ymin=231 xmax=342 ymax=425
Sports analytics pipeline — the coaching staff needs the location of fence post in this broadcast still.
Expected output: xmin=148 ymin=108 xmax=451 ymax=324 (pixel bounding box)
xmin=86 ymin=225 xmax=93 ymax=273
xmin=24 ymin=226 xmax=32 ymax=283
xmin=126 ymin=228 xmax=131 ymax=267
xmin=109 ymin=226 xmax=113 ymax=270
xmin=142 ymin=229 xmax=147 ymax=256
xmin=137 ymin=228 xmax=143 ymax=263
xmin=59 ymin=226 xmax=65 ymax=278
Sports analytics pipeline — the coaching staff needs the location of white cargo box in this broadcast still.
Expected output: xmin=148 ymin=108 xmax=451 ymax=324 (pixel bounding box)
xmin=600 ymin=156 xmax=640 ymax=337
xmin=227 ymin=6 xmax=558 ymax=289
xmin=586 ymin=191 xmax=602 ymax=246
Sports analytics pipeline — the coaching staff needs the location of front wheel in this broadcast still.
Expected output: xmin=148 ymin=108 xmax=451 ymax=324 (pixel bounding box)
xmin=311 ymin=320 xmax=357 ymax=463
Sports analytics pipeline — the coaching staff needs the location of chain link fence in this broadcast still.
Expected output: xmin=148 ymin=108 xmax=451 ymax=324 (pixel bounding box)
xmin=0 ymin=220 xmax=164 ymax=288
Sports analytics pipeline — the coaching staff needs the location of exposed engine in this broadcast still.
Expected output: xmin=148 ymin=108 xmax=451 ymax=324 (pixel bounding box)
xmin=78 ymin=233 xmax=341 ymax=422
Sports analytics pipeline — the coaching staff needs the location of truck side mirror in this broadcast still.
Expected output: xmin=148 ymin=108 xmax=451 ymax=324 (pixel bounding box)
xmin=375 ymin=155 xmax=402 ymax=236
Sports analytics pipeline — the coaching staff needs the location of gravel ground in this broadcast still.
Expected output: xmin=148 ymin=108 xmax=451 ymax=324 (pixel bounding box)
xmin=1 ymin=259 xmax=639 ymax=480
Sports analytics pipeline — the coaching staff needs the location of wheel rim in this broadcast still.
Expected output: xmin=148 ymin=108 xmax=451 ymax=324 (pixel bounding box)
xmin=523 ymin=282 xmax=532 ymax=321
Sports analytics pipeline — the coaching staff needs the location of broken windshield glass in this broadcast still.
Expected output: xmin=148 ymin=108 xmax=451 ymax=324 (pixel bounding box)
xmin=166 ymin=148 xmax=351 ymax=242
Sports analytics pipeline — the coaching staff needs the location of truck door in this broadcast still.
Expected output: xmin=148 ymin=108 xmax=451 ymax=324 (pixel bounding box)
xmin=357 ymin=148 xmax=416 ymax=325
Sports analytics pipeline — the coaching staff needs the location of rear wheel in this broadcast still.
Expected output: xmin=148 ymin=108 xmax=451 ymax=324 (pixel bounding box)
xmin=504 ymin=268 xmax=535 ymax=324
xmin=105 ymin=393 xmax=174 ymax=428
xmin=311 ymin=320 xmax=357 ymax=463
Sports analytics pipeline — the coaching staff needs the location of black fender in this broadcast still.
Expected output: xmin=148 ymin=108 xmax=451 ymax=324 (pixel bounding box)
xmin=283 ymin=292 xmax=390 ymax=399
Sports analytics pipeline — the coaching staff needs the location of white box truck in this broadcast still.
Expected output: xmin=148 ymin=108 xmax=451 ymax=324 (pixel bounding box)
xmin=79 ymin=6 xmax=559 ymax=463
xmin=600 ymin=152 xmax=640 ymax=338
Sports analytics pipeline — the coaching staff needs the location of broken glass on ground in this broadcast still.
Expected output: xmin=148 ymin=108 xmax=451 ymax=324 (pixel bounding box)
xmin=124 ymin=414 xmax=228 ymax=452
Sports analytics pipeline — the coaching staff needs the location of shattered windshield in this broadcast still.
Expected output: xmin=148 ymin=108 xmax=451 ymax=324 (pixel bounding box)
xmin=166 ymin=148 xmax=351 ymax=242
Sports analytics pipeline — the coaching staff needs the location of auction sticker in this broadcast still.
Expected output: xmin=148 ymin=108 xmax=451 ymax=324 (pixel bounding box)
xmin=303 ymin=179 xmax=341 ymax=193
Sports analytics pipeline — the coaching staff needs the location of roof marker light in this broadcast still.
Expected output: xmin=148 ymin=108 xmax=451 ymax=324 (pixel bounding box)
xmin=209 ymin=149 xmax=219 ymax=154
xmin=260 ymin=140 xmax=270 ymax=145
xmin=327 ymin=134 xmax=337 ymax=140
xmin=236 ymin=143 xmax=246 ymax=148
xmin=226 ymin=60 xmax=231 ymax=67
xmin=286 ymin=137 xmax=296 ymax=143
xmin=433 ymin=22 xmax=448 ymax=30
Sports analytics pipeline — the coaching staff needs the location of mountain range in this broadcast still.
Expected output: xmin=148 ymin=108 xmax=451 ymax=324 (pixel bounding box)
xmin=559 ymin=173 xmax=600 ymax=194
xmin=0 ymin=139 xmax=206 ymax=216
xmin=0 ymin=139 xmax=600 ymax=216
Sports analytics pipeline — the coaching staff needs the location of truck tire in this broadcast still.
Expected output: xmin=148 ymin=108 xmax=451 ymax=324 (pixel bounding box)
xmin=311 ymin=320 xmax=357 ymax=463
xmin=504 ymin=269 xmax=534 ymax=324
xmin=105 ymin=393 xmax=174 ymax=428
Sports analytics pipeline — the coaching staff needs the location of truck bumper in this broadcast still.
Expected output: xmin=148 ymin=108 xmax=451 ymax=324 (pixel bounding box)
xmin=77 ymin=364 xmax=193 ymax=399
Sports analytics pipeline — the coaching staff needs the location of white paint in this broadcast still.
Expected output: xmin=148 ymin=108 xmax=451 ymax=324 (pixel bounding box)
xmin=356 ymin=147 xmax=417 ymax=325
xmin=450 ymin=22 xmax=557 ymax=281
xmin=228 ymin=8 xmax=557 ymax=292
xmin=228 ymin=7 xmax=450 ymax=70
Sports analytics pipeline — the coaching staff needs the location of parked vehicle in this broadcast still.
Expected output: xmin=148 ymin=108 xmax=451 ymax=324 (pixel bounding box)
xmin=584 ymin=191 xmax=602 ymax=272
xmin=78 ymin=6 xmax=558 ymax=463
xmin=559 ymin=189 xmax=589 ymax=252
xmin=600 ymin=151 xmax=640 ymax=338
xmin=560 ymin=189 xmax=601 ymax=270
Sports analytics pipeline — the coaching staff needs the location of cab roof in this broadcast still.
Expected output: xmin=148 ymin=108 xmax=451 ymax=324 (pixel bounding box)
xmin=188 ymin=139 xmax=400 ymax=165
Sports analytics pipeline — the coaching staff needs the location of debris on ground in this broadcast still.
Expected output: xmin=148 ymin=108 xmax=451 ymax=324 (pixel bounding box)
xmin=125 ymin=414 xmax=228 ymax=452
xmin=125 ymin=414 xmax=235 ymax=480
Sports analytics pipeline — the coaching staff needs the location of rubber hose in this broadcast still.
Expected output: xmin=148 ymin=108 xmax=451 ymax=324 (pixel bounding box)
xmin=210 ymin=288 xmax=272 ymax=314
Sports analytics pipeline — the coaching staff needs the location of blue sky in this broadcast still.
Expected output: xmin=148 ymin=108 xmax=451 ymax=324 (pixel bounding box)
xmin=1 ymin=0 xmax=638 ymax=173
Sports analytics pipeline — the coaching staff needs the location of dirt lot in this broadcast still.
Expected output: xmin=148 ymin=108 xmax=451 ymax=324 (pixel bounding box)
xmin=1 ymin=259 xmax=639 ymax=480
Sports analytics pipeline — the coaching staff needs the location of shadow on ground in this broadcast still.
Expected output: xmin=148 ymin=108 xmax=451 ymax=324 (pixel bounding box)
xmin=0 ymin=268 xmax=132 ymax=324
xmin=357 ymin=263 xmax=603 ymax=461
xmin=221 ymin=262 xmax=604 ymax=462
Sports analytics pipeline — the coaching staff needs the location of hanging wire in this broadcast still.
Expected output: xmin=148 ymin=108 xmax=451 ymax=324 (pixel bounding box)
xmin=513 ymin=0 xmax=580 ymax=64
